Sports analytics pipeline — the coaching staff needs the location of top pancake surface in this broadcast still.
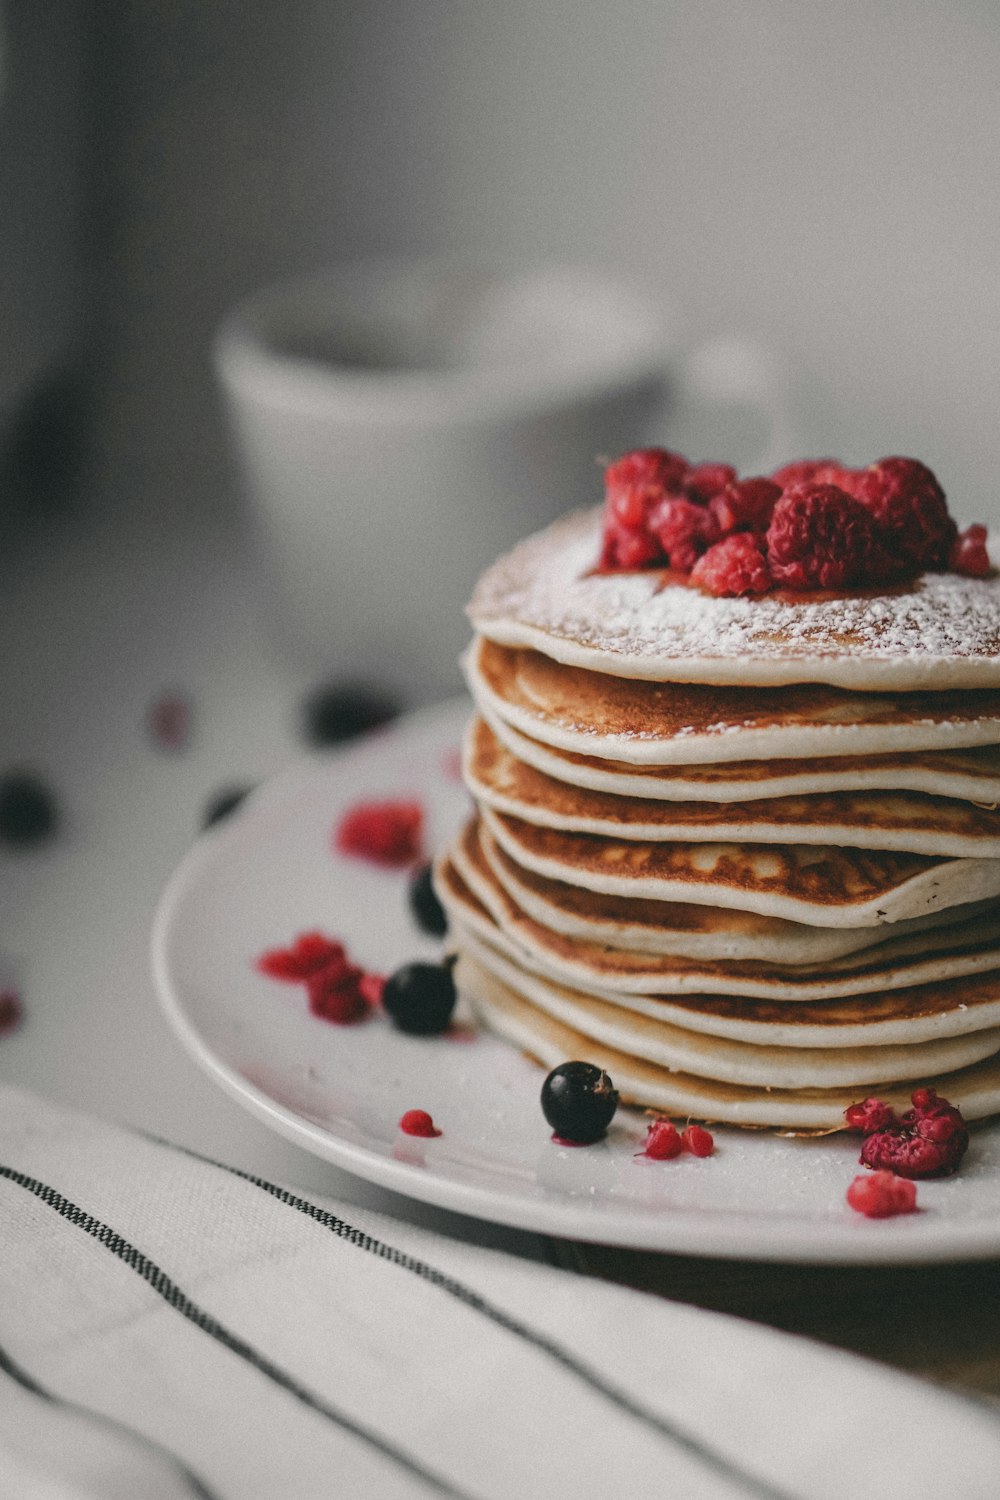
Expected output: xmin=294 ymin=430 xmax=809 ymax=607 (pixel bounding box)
xmin=467 ymin=509 xmax=1000 ymax=690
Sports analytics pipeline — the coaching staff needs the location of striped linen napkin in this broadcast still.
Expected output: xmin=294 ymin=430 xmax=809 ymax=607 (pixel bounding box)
xmin=0 ymin=1087 xmax=998 ymax=1500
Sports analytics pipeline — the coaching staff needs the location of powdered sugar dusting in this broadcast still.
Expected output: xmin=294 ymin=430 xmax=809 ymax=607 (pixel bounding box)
xmin=468 ymin=510 xmax=1000 ymax=690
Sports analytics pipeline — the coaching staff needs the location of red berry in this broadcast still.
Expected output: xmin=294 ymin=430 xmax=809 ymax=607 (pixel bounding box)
xmin=844 ymin=1097 xmax=899 ymax=1134
xmin=399 ymin=1108 xmax=441 ymax=1138
xmin=685 ymin=462 xmax=737 ymax=503
xmin=708 ymin=477 xmax=782 ymax=535
xmin=950 ymin=523 xmax=991 ymax=578
xmin=691 ymin=533 xmax=772 ymax=597
xmin=334 ymin=799 xmax=424 ymax=867
xmin=641 ymin=1120 xmax=683 ymax=1159
xmin=858 ymin=1087 xmax=969 ymax=1178
xmin=846 ymin=1171 xmax=918 ymax=1219
xmin=306 ymin=959 xmax=370 ymax=1024
xmin=771 ymin=458 xmax=846 ymax=490
xmin=598 ymin=523 xmax=663 ymax=571
xmin=649 ymin=496 xmax=720 ymax=573
xmin=257 ymin=930 xmax=347 ymax=981
xmin=605 ymin=447 xmax=689 ymax=501
xmin=359 ymin=971 xmax=386 ymax=1007
xmin=766 ymin=483 xmax=886 ymax=590
xmin=681 ymin=1124 xmax=715 ymax=1157
xmin=0 ymin=989 xmax=22 ymax=1036
xmin=853 ymin=456 xmax=956 ymax=573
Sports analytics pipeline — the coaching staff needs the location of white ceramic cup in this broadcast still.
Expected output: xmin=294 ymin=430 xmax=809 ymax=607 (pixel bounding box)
xmin=214 ymin=260 xmax=789 ymax=701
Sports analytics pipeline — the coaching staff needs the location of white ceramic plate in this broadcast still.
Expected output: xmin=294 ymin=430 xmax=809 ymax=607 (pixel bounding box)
xmin=152 ymin=698 xmax=1000 ymax=1263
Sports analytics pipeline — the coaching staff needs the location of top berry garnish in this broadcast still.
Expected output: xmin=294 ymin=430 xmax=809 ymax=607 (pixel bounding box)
xmin=596 ymin=448 xmax=990 ymax=596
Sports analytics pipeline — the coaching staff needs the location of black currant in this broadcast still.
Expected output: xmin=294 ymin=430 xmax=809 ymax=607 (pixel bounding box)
xmin=201 ymin=784 xmax=253 ymax=829
xmin=0 ymin=772 xmax=58 ymax=846
xmin=541 ymin=1061 xmax=619 ymax=1144
xmin=301 ymin=682 xmax=400 ymax=747
xmin=382 ymin=961 xmax=456 ymax=1035
xmin=408 ymin=862 xmax=447 ymax=937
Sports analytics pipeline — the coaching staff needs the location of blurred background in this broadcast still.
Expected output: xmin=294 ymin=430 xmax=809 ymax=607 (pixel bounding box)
xmin=5 ymin=0 xmax=1000 ymax=541
xmin=3 ymin=0 xmax=1000 ymax=1181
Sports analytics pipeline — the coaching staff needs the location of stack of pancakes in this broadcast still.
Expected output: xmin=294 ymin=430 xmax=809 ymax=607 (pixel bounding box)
xmin=435 ymin=510 xmax=1000 ymax=1128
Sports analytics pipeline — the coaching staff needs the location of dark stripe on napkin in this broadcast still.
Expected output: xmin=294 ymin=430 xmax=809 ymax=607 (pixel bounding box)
xmin=0 ymin=1341 xmax=219 ymax=1499
xmin=169 ymin=1142 xmax=801 ymax=1500
xmin=0 ymin=1164 xmax=478 ymax=1500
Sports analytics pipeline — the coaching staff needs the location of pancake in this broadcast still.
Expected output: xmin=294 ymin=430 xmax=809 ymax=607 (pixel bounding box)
xmin=467 ymin=508 xmax=1000 ymax=691
xmin=479 ymin=820 xmax=997 ymax=963
xmin=464 ymin=715 xmax=1000 ymax=857
xmin=456 ymin=954 xmax=1000 ymax=1127
xmin=442 ymin=834 xmax=1000 ymax=1003
xmin=483 ymin=806 xmax=1000 ymax=927
xmin=484 ymin=707 xmax=1000 ymax=806
xmin=467 ymin=638 xmax=1000 ymax=766
xmin=453 ymin=926 xmax=1000 ymax=1086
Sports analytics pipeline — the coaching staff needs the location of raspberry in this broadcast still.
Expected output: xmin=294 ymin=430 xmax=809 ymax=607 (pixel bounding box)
xmin=649 ymin=497 xmax=720 ymax=572
xmin=358 ymin=971 xmax=386 ymax=1007
xmin=950 ymin=523 xmax=991 ymax=578
xmin=257 ymin=931 xmax=347 ymax=981
xmin=334 ymin=799 xmax=424 ymax=867
xmin=605 ymin=447 xmax=689 ymax=510
xmin=846 ymin=1171 xmax=918 ymax=1218
xmin=858 ymin=1086 xmax=969 ymax=1179
xmin=641 ymin=1120 xmax=683 ymax=1159
xmin=306 ymin=959 xmax=370 ymax=1024
xmin=598 ymin=522 xmax=663 ymax=571
xmin=766 ymin=483 xmax=886 ymax=590
xmin=708 ymin=477 xmax=782 ymax=535
xmin=771 ymin=458 xmax=848 ymax=490
xmin=399 ymin=1108 xmax=441 ymax=1138
xmin=691 ymin=533 xmax=771 ymax=597
xmin=844 ymin=1097 xmax=899 ymax=1134
xmin=681 ymin=1123 xmax=715 ymax=1157
xmin=852 ymin=456 xmax=956 ymax=573
xmin=685 ymin=462 xmax=737 ymax=503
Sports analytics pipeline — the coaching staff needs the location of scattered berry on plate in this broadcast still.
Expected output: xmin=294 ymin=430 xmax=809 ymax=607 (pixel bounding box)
xmin=334 ymin=798 xmax=424 ymax=867
xmin=845 ymin=1087 xmax=970 ymax=1178
xmin=257 ymin=931 xmax=348 ymax=981
xmin=846 ymin=1171 xmax=918 ymax=1219
xmin=382 ymin=961 xmax=457 ymax=1035
xmin=202 ymin=783 xmax=253 ymax=829
xmin=541 ymin=1061 xmax=619 ymax=1145
xmin=408 ymin=862 xmax=448 ymax=937
xmin=301 ymin=682 xmax=400 ymax=747
xmin=148 ymin=692 xmax=192 ymax=750
xmin=681 ymin=1123 xmax=715 ymax=1157
xmin=399 ymin=1108 xmax=441 ymax=1138
xmin=641 ymin=1120 xmax=683 ymax=1159
xmin=0 ymin=771 xmax=58 ymax=846
xmin=306 ymin=958 xmax=370 ymax=1024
